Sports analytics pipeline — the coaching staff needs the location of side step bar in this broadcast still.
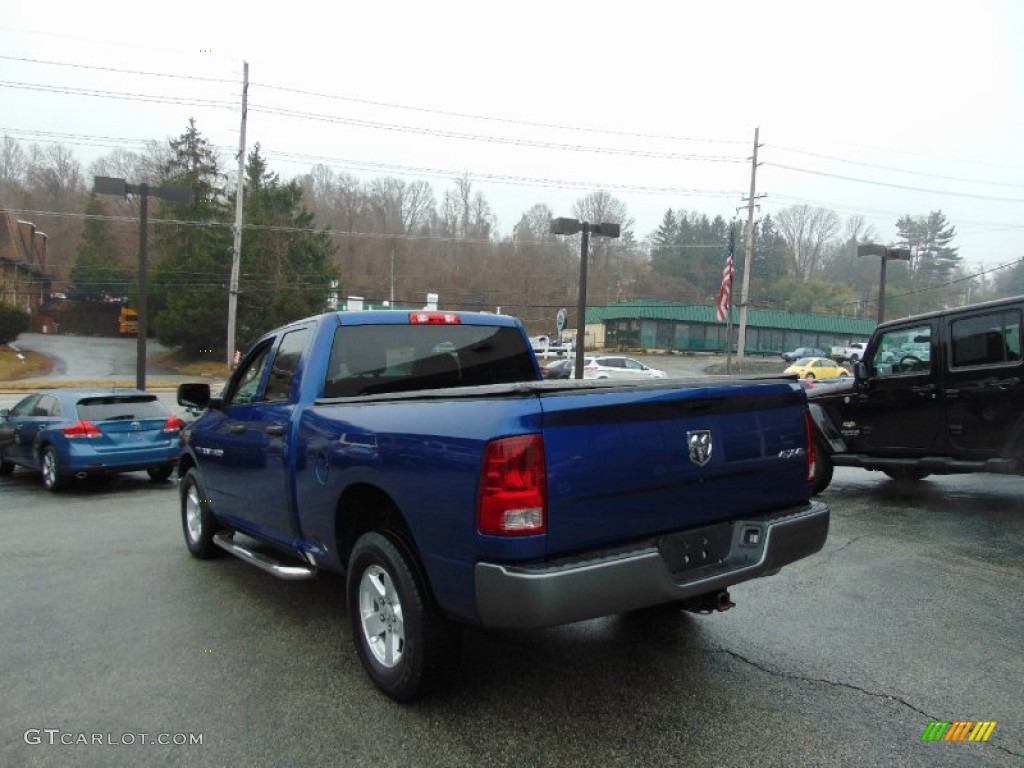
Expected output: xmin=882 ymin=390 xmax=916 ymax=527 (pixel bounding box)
xmin=213 ymin=532 xmax=318 ymax=581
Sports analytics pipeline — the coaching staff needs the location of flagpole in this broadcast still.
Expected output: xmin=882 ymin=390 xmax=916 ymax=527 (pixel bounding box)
xmin=720 ymin=225 xmax=737 ymax=376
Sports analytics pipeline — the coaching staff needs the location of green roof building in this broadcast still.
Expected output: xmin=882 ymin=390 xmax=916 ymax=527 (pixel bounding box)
xmin=584 ymin=300 xmax=876 ymax=355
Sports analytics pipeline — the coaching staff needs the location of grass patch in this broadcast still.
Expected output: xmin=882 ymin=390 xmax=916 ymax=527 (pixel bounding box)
xmin=0 ymin=345 xmax=53 ymax=381
xmin=155 ymin=350 xmax=232 ymax=378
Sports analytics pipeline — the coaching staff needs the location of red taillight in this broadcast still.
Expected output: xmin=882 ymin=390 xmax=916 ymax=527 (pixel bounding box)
xmin=805 ymin=410 xmax=816 ymax=484
xmin=478 ymin=435 xmax=546 ymax=536
xmin=163 ymin=416 xmax=184 ymax=433
xmin=63 ymin=420 xmax=102 ymax=439
xmin=409 ymin=311 xmax=460 ymax=325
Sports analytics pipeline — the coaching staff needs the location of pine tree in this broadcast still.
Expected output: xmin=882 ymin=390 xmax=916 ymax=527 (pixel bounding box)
xmin=149 ymin=120 xmax=232 ymax=353
xmin=234 ymin=145 xmax=336 ymax=350
xmin=895 ymin=210 xmax=959 ymax=282
xmin=69 ymin=195 xmax=130 ymax=300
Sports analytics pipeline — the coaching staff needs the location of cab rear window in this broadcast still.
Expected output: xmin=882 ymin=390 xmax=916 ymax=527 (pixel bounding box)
xmin=324 ymin=324 xmax=536 ymax=397
xmin=75 ymin=396 xmax=168 ymax=421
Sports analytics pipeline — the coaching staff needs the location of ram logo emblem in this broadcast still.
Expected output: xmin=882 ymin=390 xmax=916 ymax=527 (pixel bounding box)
xmin=687 ymin=430 xmax=713 ymax=466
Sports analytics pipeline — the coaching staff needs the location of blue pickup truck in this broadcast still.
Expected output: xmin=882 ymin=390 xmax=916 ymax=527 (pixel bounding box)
xmin=177 ymin=309 xmax=829 ymax=700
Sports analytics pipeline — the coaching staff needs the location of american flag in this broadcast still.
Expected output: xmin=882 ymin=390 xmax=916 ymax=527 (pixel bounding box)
xmin=716 ymin=231 xmax=736 ymax=323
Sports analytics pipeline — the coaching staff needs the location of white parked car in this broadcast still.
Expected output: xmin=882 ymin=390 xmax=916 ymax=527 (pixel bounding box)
xmin=582 ymin=356 xmax=667 ymax=380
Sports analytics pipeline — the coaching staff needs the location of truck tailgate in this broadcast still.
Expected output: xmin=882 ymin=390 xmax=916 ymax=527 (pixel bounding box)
xmin=538 ymin=379 xmax=810 ymax=557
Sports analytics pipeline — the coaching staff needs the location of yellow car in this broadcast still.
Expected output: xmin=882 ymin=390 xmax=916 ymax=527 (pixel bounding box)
xmin=783 ymin=356 xmax=850 ymax=380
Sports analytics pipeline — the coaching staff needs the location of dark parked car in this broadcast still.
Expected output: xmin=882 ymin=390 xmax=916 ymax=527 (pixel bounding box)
xmin=0 ymin=389 xmax=182 ymax=491
xmin=781 ymin=346 xmax=828 ymax=363
xmin=542 ymin=358 xmax=574 ymax=379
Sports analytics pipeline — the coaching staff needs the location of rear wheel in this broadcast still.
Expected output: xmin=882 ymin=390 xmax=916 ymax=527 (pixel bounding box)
xmin=180 ymin=469 xmax=222 ymax=558
xmin=805 ymin=373 xmax=815 ymax=380
xmin=0 ymin=457 xmax=14 ymax=476
xmin=347 ymin=531 xmax=463 ymax=702
xmin=40 ymin=446 xmax=68 ymax=492
xmin=147 ymin=465 xmax=174 ymax=483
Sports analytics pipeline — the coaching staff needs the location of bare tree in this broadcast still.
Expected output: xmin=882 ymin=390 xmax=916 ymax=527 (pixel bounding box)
xmin=0 ymin=136 xmax=26 ymax=186
xmin=368 ymin=177 xmax=435 ymax=234
xmin=572 ymin=189 xmax=635 ymax=236
xmin=775 ymin=205 xmax=840 ymax=280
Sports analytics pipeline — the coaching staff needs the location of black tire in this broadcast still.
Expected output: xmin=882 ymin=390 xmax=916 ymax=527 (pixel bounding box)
xmin=40 ymin=446 xmax=68 ymax=492
xmin=805 ymin=373 xmax=815 ymax=380
xmin=147 ymin=465 xmax=174 ymax=483
xmin=811 ymin=437 xmax=833 ymax=495
xmin=849 ymin=354 xmax=860 ymax=363
xmin=0 ymin=457 xmax=14 ymax=476
xmin=883 ymin=468 xmax=931 ymax=483
xmin=346 ymin=531 xmax=463 ymax=702
xmin=180 ymin=468 xmax=222 ymax=559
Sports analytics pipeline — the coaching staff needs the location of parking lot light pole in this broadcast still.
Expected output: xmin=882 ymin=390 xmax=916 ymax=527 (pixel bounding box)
xmin=857 ymin=244 xmax=911 ymax=324
xmin=94 ymin=176 xmax=190 ymax=390
xmin=550 ymin=217 xmax=621 ymax=379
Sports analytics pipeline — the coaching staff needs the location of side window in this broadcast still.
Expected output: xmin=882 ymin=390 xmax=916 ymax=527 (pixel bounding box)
xmin=871 ymin=325 xmax=932 ymax=377
xmin=36 ymin=395 xmax=62 ymax=416
xmin=950 ymin=311 xmax=1022 ymax=369
xmin=229 ymin=343 xmax=274 ymax=405
xmin=10 ymin=395 xmax=40 ymax=417
xmin=263 ymin=328 xmax=311 ymax=403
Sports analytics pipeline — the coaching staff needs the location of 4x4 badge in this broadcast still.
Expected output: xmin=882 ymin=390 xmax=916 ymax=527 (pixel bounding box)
xmin=687 ymin=430 xmax=713 ymax=466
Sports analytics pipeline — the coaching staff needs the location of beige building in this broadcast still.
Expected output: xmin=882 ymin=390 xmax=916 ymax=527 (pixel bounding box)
xmin=0 ymin=208 xmax=51 ymax=313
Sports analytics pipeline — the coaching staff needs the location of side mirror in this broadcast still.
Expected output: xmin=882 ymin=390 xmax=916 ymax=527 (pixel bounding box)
xmin=178 ymin=383 xmax=212 ymax=410
xmin=854 ymin=361 xmax=867 ymax=381
xmin=0 ymin=408 xmax=9 ymax=419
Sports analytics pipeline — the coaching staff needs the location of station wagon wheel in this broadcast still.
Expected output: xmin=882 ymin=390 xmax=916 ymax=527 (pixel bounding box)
xmin=147 ymin=466 xmax=174 ymax=483
xmin=180 ymin=468 xmax=222 ymax=558
xmin=40 ymin=446 xmax=68 ymax=491
xmin=347 ymin=531 xmax=463 ymax=702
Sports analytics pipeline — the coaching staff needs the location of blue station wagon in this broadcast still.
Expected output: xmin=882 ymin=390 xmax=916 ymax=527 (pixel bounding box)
xmin=0 ymin=389 xmax=183 ymax=491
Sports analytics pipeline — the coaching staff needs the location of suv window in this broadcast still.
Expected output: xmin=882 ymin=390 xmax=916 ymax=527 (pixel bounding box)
xmin=950 ymin=310 xmax=1022 ymax=368
xmin=871 ymin=324 xmax=932 ymax=377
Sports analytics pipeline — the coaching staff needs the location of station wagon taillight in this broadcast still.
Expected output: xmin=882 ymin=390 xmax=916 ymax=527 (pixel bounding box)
xmin=163 ymin=416 xmax=184 ymax=433
xmin=63 ymin=420 xmax=102 ymax=439
xmin=478 ymin=435 xmax=546 ymax=536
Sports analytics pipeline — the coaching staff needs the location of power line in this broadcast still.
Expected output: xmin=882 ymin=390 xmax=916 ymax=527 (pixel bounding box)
xmin=767 ymin=144 xmax=1024 ymax=190
xmin=0 ymin=55 xmax=237 ymax=85
xmin=0 ymin=80 xmax=236 ymax=109
xmin=765 ymin=162 xmax=1024 ymax=204
xmin=250 ymin=103 xmax=747 ymax=163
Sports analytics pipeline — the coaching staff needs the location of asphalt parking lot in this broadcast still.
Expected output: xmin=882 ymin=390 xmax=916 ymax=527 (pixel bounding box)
xmin=0 ymin=463 xmax=1020 ymax=768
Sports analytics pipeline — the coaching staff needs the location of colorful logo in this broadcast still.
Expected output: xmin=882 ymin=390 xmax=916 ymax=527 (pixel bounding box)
xmin=921 ymin=721 xmax=997 ymax=742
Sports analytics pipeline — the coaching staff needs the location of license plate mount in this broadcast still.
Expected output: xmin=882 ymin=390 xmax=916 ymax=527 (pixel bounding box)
xmin=658 ymin=523 xmax=732 ymax=576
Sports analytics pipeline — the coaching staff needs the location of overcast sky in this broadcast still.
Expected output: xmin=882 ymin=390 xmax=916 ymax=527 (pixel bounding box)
xmin=2 ymin=0 xmax=1022 ymax=279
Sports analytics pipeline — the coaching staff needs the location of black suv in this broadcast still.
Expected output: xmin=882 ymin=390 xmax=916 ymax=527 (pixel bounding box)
xmin=808 ymin=295 xmax=1024 ymax=493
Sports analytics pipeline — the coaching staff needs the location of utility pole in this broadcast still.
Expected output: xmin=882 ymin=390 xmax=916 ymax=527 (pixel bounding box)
xmin=736 ymin=126 xmax=763 ymax=361
xmin=226 ymin=60 xmax=249 ymax=367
